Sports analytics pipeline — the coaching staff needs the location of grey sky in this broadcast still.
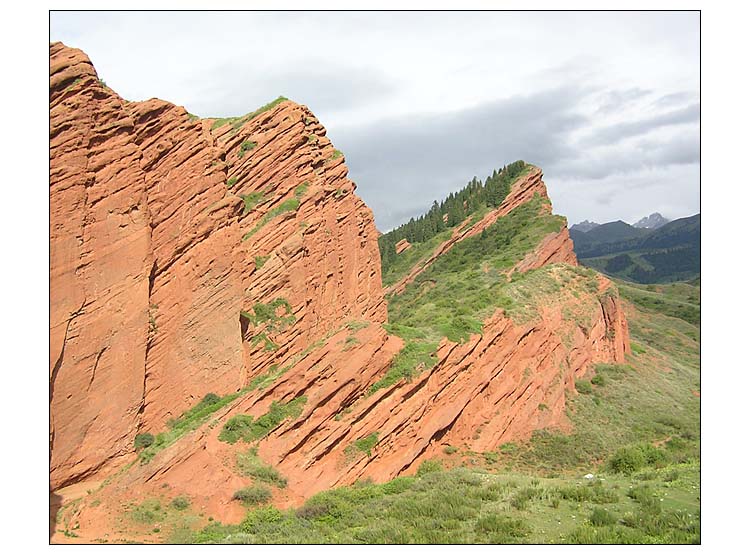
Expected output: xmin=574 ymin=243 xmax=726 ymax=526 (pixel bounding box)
xmin=50 ymin=11 xmax=699 ymax=231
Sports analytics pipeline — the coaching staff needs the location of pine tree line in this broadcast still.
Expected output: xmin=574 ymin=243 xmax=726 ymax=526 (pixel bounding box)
xmin=378 ymin=160 xmax=527 ymax=271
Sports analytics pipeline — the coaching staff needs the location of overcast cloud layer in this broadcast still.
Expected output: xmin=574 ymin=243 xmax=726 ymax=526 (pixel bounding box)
xmin=50 ymin=11 xmax=699 ymax=231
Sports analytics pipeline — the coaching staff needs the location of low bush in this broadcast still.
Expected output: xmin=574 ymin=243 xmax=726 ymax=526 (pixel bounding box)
xmin=170 ymin=496 xmax=190 ymax=511
xmin=590 ymin=507 xmax=617 ymax=527
xmin=475 ymin=514 xmax=530 ymax=541
xmin=237 ymin=448 xmax=287 ymax=488
xmin=416 ymin=459 xmax=443 ymax=476
xmin=233 ymin=485 xmax=272 ymax=506
xmin=575 ymin=380 xmax=593 ymax=394
xmin=608 ymin=443 xmax=667 ymax=474
xmin=134 ymin=433 xmax=155 ymax=450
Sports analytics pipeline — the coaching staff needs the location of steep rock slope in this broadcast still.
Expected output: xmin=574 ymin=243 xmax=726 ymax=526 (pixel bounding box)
xmin=50 ymin=42 xmax=386 ymax=490
xmin=50 ymin=44 xmax=629 ymax=542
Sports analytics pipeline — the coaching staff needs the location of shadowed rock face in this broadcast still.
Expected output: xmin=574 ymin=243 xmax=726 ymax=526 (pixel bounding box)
xmin=49 ymin=43 xmax=629 ymax=542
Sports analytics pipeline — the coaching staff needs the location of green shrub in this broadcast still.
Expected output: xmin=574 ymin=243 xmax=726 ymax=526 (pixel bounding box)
xmin=608 ymin=443 xmax=667 ymax=474
xmin=483 ymin=451 xmax=499 ymax=464
xmin=575 ymin=380 xmax=593 ymax=394
xmin=237 ymin=141 xmax=257 ymax=158
xmin=237 ymin=448 xmax=287 ymax=488
xmin=134 ymin=433 xmax=155 ymax=450
xmin=226 ymin=176 xmax=238 ymax=188
xmin=233 ymin=485 xmax=272 ymax=506
xmin=609 ymin=446 xmax=646 ymax=474
xmin=443 ymin=445 xmax=458 ymax=455
xmin=219 ymin=414 xmax=255 ymax=444
xmin=330 ymin=149 xmax=343 ymax=160
xmin=219 ymin=397 xmax=306 ymax=444
xmin=509 ymin=487 xmax=542 ymax=510
xmin=590 ymin=507 xmax=617 ymax=527
xmin=130 ymin=499 xmax=164 ymax=524
xmin=591 ymin=374 xmax=606 ymax=386
xmin=239 ymin=192 xmax=264 ymax=215
xmin=346 ymin=433 xmax=379 ymax=457
xmin=475 ymin=514 xmax=530 ymax=541
xmin=170 ymin=496 xmax=190 ymax=511
xmin=416 ymin=459 xmax=443 ymax=476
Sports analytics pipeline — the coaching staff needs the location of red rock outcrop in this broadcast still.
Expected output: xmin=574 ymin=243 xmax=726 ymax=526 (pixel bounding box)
xmin=50 ymin=42 xmax=385 ymax=491
xmin=395 ymin=238 xmax=411 ymax=254
xmin=50 ymin=44 xmax=630 ymax=543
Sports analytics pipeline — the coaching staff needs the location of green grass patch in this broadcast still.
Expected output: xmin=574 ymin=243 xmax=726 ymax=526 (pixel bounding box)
xmin=345 ymin=433 xmax=379 ymax=458
xmin=386 ymin=194 xmax=568 ymax=345
xmin=237 ymin=447 xmax=287 ymax=488
xmin=239 ymin=192 xmax=265 ymax=215
xmin=210 ymin=96 xmax=288 ymax=131
xmin=242 ymin=198 xmax=301 ymax=240
xmin=294 ymin=182 xmax=309 ymax=198
xmin=369 ymin=340 xmax=438 ymax=394
xmin=233 ymin=485 xmax=272 ymax=507
xmin=218 ymin=396 xmax=306 ymax=444
xmin=237 ymin=141 xmax=257 ymax=158
xmin=138 ymin=391 xmax=251 ymax=464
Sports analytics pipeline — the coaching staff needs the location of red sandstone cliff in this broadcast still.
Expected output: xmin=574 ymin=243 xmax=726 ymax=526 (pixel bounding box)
xmin=50 ymin=43 xmax=629 ymax=542
xmin=50 ymin=42 xmax=386 ymax=491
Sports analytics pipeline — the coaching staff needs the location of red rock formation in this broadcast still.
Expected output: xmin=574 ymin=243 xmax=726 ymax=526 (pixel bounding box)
xmin=50 ymin=44 xmax=630 ymax=542
xmin=513 ymin=227 xmax=578 ymax=273
xmin=50 ymin=42 xmax=385 ymax=491
xmin=395 ymin=238 xmax=411 ymax=254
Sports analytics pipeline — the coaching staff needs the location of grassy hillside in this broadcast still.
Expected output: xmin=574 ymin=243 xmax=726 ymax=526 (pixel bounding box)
xmin=378 ymin=161 xmax=531 ymax=281
xmin=174 ymin=280 xmax=699 ymax=544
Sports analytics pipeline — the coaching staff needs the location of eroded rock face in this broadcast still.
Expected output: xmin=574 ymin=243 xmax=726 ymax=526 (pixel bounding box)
xmin=395 ymin=238 xmax=411 ymax=254
xmin=50 ymin=43 xmax=630 ymax=542
xmin=50 ymin=42 xmax=385 ymax=490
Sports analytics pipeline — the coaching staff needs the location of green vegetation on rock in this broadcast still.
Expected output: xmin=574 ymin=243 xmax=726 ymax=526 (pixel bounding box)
xmin=138 ymin=391 xmax=252 ymax=464
xmin=210 ymin=96 xmax=288 ymax=131
xmin=218 ymin=396 xmax=307 ymax=444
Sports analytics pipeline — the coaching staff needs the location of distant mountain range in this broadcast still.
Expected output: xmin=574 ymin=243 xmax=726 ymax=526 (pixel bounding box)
xmin=570 ymin=212 xmax=671 ymax=234
xmin=569 ymin=214 xmax=699 ymax=284
xmin=633 ymin=212 xmax=671 ymax=229
xmin=569 ymin=219 xmax=600 ymax=233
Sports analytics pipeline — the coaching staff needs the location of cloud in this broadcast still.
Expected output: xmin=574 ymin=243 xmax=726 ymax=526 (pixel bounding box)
xmin=333 ymin=86 xmax=590 ymax=230
xmin=595 ymin=87 xmax=652 ymax=114
xmin=582 ymin=103 xmax=700 ymax=146
xmin=184 ymin=63 xmax=398 ymax=119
